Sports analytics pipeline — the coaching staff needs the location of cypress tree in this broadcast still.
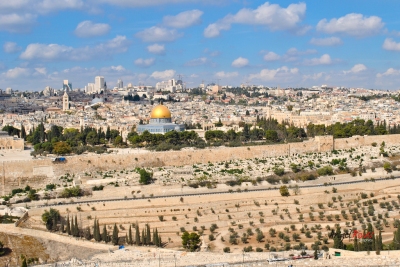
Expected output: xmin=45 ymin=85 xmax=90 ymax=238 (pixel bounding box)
xmin=21 ymin=125 xmax=26 ymax=140
xmin=154 ymin=228 xmax=159 ymax=247
xmin=66 ymin=216 xmax=71 ymax=235
xmin=394 ymin=229 xmax=400 ymax=249
xmin=146 ymin=224 xmax=151 ymax=245
xmin=96 ymin=220 xmax=101 ymax=241
xmin=333 ymin=226 xmax=343 ymax=249
xmin=74 ymin=216 xmax=79 ymax=237
xmin=60 ymin=220 xmax=65 ymax=233
xmin=367 ymin=223 xmax=374 ymax=252
xmin=354 ymin=236 xmax=358 ymax=251
xmin=102 ymin=225 xmax=108 ymax=243
xmin=93 ymin=219 xmax=98 ymax=241
xmin=128 ymin=225 xmax=133 ymax=245
xmin=70 ymin=216 xmax=75 ymax=236
xmin=21 ymin=258 xmax=27 ymax=267
xmin=112 ymin=224 xmax=119 ymax=245
xmin=378 ymin=231 xmax=383 ymax=251
xmin=106 ymin=126 xmax=111 ymax=141
xmin=142 ymin=229 xmax=146 ymax=245
xmin=135 ymin=224 xmax=140 ymax=245
xmin=85 ymin=226 xmax=91 ymax=240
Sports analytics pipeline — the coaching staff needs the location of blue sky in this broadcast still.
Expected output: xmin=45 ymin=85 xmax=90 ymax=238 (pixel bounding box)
xmin=1 ymin=0 xmax=400 ymax=91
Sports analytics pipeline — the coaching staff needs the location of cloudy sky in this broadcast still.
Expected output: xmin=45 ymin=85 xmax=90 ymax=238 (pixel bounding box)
xmin=1 ymin=0 xmax=400 ymax=91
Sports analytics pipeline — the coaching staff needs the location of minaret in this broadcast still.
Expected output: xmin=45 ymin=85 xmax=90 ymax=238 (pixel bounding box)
xmin=63 ymin=91 xmax=69 ymax=111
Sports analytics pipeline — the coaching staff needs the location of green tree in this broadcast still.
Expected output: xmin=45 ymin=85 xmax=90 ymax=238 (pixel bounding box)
xmin=21 ymin=258 xmax=27 ymax=267
xmin=102 ymin=224 xmax=108 ymax=243
xmin=41 ymin=208 xmax=60 ymax=231
xmin=313 ymin=241 xmax=320 ymax=260
xmin=66 ymin=215 xmax=71 ymax=235
xmin=265 ymin=130 xmax=278 ymax=142
xmin=113 ymin=136 xmax=123 ymax=147
xmin=214 ymin=118 xmax=223 ymax=127
xmin=21 ymin=125 xmax=26 ymax=140
xmin=139 ymin=169 xmax=152 ymax=185
xmin=279 ymin=185 xmax=290 ymax=197
xmin=135 ymin=224 xmax=140 ymax=245
xmin=52 ymin=141 xmax=72 ymax=155
xmin=128 ymin=225 xmax=133 ymax=245
xmin=383 ymin=162 xmax=392 ymax=173
xmin=181 ymin=232 xmax=201 ymax=252
xmin=112 ymin=224 xmax=119 ymax=245
xmin=333 ymin=226 xmax=343 ymax=249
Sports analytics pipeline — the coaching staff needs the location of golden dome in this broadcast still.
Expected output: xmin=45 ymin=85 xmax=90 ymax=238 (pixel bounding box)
xmin=150 ymin=104 xmax=171 ymax=119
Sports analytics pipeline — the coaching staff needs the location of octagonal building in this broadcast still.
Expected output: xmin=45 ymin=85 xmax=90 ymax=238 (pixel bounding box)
xmin=137 ymin=104 xmax=185 ymax=134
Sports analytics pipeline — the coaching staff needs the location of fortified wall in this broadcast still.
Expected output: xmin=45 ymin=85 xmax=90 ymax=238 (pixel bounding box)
xmin=1 ymin=134 xmax=399 ymax=194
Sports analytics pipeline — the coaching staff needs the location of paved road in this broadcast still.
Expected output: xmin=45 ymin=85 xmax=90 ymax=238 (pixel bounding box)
xmin=36 ymin=175 xmax=399 ymax=208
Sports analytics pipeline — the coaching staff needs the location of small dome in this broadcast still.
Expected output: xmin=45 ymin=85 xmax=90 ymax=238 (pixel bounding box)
xmin=91 ymin=97 xmax=104 ymax=105
xmin=150 ymin=104 xmax=171 ymax=119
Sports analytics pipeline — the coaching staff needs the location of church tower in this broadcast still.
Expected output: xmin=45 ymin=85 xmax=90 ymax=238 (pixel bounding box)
xmin=63 ymin=91 xmax=69 ymax=111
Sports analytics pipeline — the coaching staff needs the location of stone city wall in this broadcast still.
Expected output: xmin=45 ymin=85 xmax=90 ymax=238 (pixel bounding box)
xmin=1 ymin=134 xmax=400 ymax=194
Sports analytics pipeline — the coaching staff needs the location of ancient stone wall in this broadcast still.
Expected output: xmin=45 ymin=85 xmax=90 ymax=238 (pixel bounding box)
xmin=2 ymin=133 xmax=400 ymax=194
xmin=334 ymin=134 xmax=400 ymax=150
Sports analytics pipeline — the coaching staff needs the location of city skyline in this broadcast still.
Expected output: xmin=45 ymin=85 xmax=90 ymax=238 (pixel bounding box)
xmin=1 ymin=0 xmax=400 ymax=91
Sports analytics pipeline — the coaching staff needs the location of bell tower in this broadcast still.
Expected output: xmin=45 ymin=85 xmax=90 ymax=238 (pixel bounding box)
xmin=63 ymin=91 xmax=69 ymax=111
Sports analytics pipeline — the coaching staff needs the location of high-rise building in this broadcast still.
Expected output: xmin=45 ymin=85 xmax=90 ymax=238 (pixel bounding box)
xmin=117 ymin=79 xmax=123 ymax=89
xmin=63 ymin=80 xmax=72 ymax=92
xmin=95 ymin=76 xmax=105 ymax=93
xmin=5 ymin=88 xmax=12 ymax=94
xmin=43 ymin=86 xmax=54 ymax=96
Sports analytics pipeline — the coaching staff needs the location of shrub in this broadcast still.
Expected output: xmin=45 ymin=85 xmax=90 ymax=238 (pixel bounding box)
xmin=317 ymin=166 xmax=333 ymax=176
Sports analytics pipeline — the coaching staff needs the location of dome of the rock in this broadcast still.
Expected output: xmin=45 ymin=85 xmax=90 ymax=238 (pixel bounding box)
xmin=150 ymin=104 xmax=171 ymax=119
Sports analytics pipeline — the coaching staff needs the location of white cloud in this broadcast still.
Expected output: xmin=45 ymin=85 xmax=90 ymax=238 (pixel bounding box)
xmin=147 ymin=44 xmax=165 ymax=54
xmin=74 ymin=20 xmax=110 ymax=38
xmin=281 ymin=47 xmax=317 ymax=62
xmin=304 ymin=54 xmax=332 ymax=66
xmin=163 ymin=9 xmax=203 ymax=28
xmin=0 ymin=13 xmax=36 ymax=32
xmin=151 ymin=69 xmax=176 ymax=80
xmin=134 ymin=58 xmax=155 ymax=67
xmin=110 ymin=65 xmax=125 ymax=71
xmin=3 ymin=67 xmax=30 ymax=78
xmin=376 ymin=68 xmax=400 ymax=78
xmin=204 ymin=2 xmax=306 ymax=38
xmin=20 ymin=43 xmax=72 ymax=60
xmin=20 ymin=35 xmax=130 ymax=61
xmin=231 ymin=57 xmax=249 ymax=68
xmin=316 ymin=13 xmax=384 ymax=37
xmin=215 ymin=71 xmax=238 ymax=79
xmin=136 ymin=26 xmax=183 ymax=42
xmin=309 ymin=37 xmax=342 ymax=46
xmin=286 ymin=48 xmax=317 ymax=56
xmin=249 ymin=66 xmax=299 ymax=81
xmin=3 ymin=42 xmax=22 ymax=53
xmin=185 ymin=57 xmax=208 ymax=66
xmin=382 ymin=38 xmax=400 ymax=51
xmin=303 ymin=72 xmax=324 ymax=81
xmin=263 ymin=51 xmax=280 ymax=61
xmin=344 ymin=64 xmax=367 ymax=74
xmin=203 ymin=49 xmax=220 ymax=57
xmin=97 ymin=0 xmax=211 ymax=7
xmin=0 ymin=0 xmax=85 ymax=32
xmin=34 ymin=67 xmax=47 ymax=75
